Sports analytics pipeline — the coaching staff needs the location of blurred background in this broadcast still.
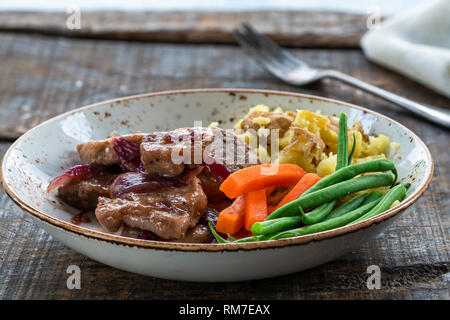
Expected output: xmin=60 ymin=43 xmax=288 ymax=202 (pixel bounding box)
xmin=0 ymin=0 xmax=446 ymax=140
xmin=0 ymin=0 xmax=425 ymax=13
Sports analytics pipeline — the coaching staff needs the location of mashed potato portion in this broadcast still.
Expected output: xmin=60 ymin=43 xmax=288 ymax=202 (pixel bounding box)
xmin=235 ymin=105 xmax=398 ymax=177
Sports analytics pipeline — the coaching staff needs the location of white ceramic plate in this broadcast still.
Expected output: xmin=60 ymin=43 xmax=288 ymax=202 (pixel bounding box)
xmin=1 ymin=89 xmax=433 ymax=282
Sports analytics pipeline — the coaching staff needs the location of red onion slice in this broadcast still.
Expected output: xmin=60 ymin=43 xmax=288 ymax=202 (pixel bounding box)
xmin=47 ymin=165 xmax=108 ymax=194
xmin=203 ymin=156 xmax=230 ymax=180
xmin=111 ymin=135 xmax=142 ymax=172
xmin=110 ymin=172 xmax=182 ymax=198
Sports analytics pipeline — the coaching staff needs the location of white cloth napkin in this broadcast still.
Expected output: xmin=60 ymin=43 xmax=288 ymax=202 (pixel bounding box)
xmin=360 ymin=0 xmax=450 ymax=98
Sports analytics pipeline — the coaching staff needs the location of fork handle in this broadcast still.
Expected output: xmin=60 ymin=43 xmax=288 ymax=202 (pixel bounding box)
xmin=325 ymin=70 xmax=450 ymax=129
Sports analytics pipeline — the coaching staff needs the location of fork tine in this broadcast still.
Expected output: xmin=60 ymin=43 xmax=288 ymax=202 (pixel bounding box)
xmin=232 ymin=29 xmax=284 ymax=74
xmin=240 ymin=23 xmax=302 ymax=68
xmin=237 ymin=26 xmax=299 ymax=73
xmin=232 ymin=28 xmax=291 ymax=76
xmin=233 ymin=26 xmax=293 ymax=72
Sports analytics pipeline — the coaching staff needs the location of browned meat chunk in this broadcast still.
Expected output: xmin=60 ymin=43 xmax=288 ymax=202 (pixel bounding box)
xmin=121 ymin=223 xmax=213 ymax=243
xmin=170 ymin=223 xmax=212 ymax=243
xmin=120 ymin=206 xmax=218 ymax=243
xmin=140 ymin=127 xmax=258 ymax=177
xmin=197 ymin=169 xmax=224 ymax=202
xmin=77 ymin=132 xmax=146 ymax=166
xmin=58 ymin=173 xmax=118 ymax=210
xmin=95 ymin=177 xmax=207 ymax=240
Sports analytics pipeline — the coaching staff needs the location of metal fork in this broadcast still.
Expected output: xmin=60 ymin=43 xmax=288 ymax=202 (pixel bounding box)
xmin=232 ymin=23 xmax=450 ymax=129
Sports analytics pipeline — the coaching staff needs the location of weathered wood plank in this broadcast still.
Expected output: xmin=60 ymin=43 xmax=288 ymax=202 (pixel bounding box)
xmin=0 ymin=11 xmax=374 ymax=48
xmin=0 ymin=33 xmax=448 ymax=139
xmin=0 ymin=33 xmax=448 ymax=299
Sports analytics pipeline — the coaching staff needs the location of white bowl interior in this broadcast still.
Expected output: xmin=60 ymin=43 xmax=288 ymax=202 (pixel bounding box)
xmin=2 ymin=90 xmax=431 ymax=236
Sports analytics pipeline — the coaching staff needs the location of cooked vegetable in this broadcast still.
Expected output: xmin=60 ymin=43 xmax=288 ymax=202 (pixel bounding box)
xmin=47 ymin=164 xmax=109 ymax=194
xmin=111 ymin=134 xmax=142 ymax=172
xmin=209 ymin=109 xmax=407 ymax=244
xmin=227 ymin=233 xmax=237 ymax=241
xmin=237 ymin=107 xmax=397 ymax=176
xmin=348 ymin=133 xmax=357 ymax=164
xmin=219 ymin=164 xmax=305 ymax=199
xmin=301 ymin=112 xmax=348 ymax=225
xmin=351 ymin=183 xmax=409 ymax=224
xmin=325 ymin=193 xmax=369 ymax=220
xmin=268 ymin=172 xmax=395 ymax=220
xmin=215 ymin=195 xmax=246 ymax=235
xmin=267 ymin=198 xmax=383 ymax=240
xmin=110 ymin=172 xmax=182 ymax=198
xmin=362 ymin=190 xmax=384 ymax=204
xmin=251 ymin=215 xmax=302 ymax=235
xmin=208 ymin=221 xmax=230 ymax=243
xmin=336 ymin=112 xmax=349 ymax=169
xmin=244 ymin=189 xmax=268 ymax=231
xmin=203 ymin=156 xmax=230 ymax=180
xmin=267 ymin=159 xmax=397 ymax=220
xmin=274 ymin=173 xmax=321 ymax=210
xmin=234 ymin=197 xmax=383 ymax=243
xmin=301 ymin=200 xmax=336 ymax=225
xmin=302 ymin=159 xmax=396 ymax=196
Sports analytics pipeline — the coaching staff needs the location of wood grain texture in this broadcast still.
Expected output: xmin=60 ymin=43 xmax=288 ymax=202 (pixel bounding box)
xmin=0 ymin=33 xmax=448 ymax=299
xmin=0 ymin=11 xmax=373 ymax=48
xmin=0 ymin=33 xmax=448 ymax=139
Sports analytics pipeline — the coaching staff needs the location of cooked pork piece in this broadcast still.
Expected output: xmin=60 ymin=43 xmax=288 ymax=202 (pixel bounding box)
xmin=95 ymin=177 xmax=208 ymax=240
xmin=58 ymin=173 xmax=119 ymax=210
xmin=121 ymin=206 xmax=218 ymax=243
xmin=121 ymin=223 xmax=213 ymax=243
xmin=170 ymin=223 xmax=213 ymax=243
xmin=55 ymin=127 xmax=257 ymax=242
xmin=197 ymin=169 xmax=224 ymax=202
xmin=77 ymin=132 xmax=146 ymax=166
xmin=140 ymin=127 xmax=258 ymax=177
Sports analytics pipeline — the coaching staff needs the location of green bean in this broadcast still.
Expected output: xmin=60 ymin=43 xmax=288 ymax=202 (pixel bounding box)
xmin=268 ymin=172 xmax=394 ymax=220
xmin=233 ymin=234 xmax=270 ymax=243
xmin=302 ymin=112 xmax=348 ymax=226
xmin=362 ymin=190 xmax=383 ymax=205
xmin=267 ymin=159 xmax=398 ymax=220
xmin=348 ymin=133 xmax=356 ymax=164
xmin=305 ymin=160 xmax=396 ymax=196
xmin=301 ymin=200 xmax=336 ymax=225
xmin=336 ymin=112 xmax=349 ymax=169
xmin=265 ymin=198 xmax=382 ymax=240
xmin=227 ymin=233 xmax=237 ymax=241
xmin=251 ymin=215 xmax=302 ymax=235
xmin=208 ymin=222 xmax=230 ymax=243
xmin=351 ymin=183 xmax=409 ymax=224
xmin=325 ymin=193 xmax=369 ymax=220
xmin=234 ymin=197 xmax=383 ymax=243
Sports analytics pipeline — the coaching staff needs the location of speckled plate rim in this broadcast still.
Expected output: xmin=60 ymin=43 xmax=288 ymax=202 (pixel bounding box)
xmin=0 ymin=88 xmax=434 ymax=252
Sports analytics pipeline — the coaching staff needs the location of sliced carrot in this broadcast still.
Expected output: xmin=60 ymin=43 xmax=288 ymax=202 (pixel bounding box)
xmin=215 ymin=195 xmax=246 ymax=235
xmin=220 ymin=164 xmax=305 ymax=199
xmin=274 ymin=173 xmax=321 ymax=209
xmin=244 ymin=189 xmax=268 ymax=231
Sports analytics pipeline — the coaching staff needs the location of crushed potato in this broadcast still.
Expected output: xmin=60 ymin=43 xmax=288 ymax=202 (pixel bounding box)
xmin=234 ymin=105 xmax=399 ymax=178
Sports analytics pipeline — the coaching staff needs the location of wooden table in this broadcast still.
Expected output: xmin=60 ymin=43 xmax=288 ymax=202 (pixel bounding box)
xmin=0 ymin=11 xmax=448 ymax=300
